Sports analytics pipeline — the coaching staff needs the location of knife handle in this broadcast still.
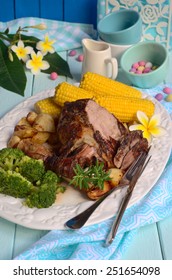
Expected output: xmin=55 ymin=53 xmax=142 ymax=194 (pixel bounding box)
xmin=105 ymin=190 xmax=132 ymax=247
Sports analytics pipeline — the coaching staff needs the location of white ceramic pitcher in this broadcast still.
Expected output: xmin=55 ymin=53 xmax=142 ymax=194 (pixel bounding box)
xmin=82 ymin=38 xmax=118 ymax=79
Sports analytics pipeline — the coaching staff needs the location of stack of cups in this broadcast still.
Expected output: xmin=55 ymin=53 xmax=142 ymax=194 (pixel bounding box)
xmin=97 ymin=9 xmax=142 ymax=64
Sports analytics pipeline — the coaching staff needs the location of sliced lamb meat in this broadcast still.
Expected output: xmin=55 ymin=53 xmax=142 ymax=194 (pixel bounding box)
xmin=113 ymin=130 xmax=149 ymax=170
xmin=57 ymin=99 xmax=127 ymax=167
xmin=45 ymin=99 xmax=128 ymax=178
xmin=47 ymin=143 xmax=101 ymax=179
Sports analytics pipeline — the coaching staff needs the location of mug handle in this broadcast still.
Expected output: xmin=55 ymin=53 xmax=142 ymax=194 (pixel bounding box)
xmin=105 ymin=58 xmax=118 ymax=80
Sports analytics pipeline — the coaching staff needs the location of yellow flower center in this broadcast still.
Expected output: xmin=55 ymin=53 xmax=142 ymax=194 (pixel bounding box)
xmin=16 ymin=47 xmax=26 ymax=58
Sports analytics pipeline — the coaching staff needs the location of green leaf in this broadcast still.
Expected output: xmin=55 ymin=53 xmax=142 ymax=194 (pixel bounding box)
xmin=0 ymin=40 xmax=26 ymax=96
xmin=43 ymin=52 xmax=73 ymax=79
xmin=4 ymin=28 xmax=9 ymax=34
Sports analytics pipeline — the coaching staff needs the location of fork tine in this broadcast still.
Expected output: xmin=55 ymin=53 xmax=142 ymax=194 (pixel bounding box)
xmin=120 ymin=146 xmax=151 ymax=185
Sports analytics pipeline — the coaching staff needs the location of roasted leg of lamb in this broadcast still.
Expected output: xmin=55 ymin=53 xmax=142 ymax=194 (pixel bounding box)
xmin=45 ymin=99 xmax=148 ymax=198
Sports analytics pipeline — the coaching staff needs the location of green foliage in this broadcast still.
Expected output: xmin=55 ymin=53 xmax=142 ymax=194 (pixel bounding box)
xmin=0 ymin=28 xmax=72 ymax=96
xmin=42 ymin=52 xmax=72 ymax=78
xmin=0 ymin=40 xmax=27 ymax=96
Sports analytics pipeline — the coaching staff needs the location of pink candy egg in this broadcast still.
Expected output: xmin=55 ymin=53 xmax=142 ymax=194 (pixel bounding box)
xmin=138 ymin=60 xmax=146 ymax=66
xmin=143 ymin=67 xmax=151 ymax=73
xmin=50 ymin=72 xmax=58 ymax=80
xmin=163 ymin=87 xmax=172 ymax=94
xmin=77 ymin=54 xmax=84 ymax=62
xmin=132 ymin=62 xmax=139 ymax=69
xmin=68 ymin=50 xmax=77 ymax=56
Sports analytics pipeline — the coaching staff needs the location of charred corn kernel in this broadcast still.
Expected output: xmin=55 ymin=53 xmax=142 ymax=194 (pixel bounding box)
xmin=34 ymin=97 xmax=61 ymax=118
xmin=80 ymin=72 xmax=142 ymax=99
xmin=54 ymin=82 xmax=94 ymax=107
xmin=96 ymin=95 xmax=155 ymax=123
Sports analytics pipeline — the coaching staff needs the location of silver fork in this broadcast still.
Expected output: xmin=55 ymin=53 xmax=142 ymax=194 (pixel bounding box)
xmin=105 ymin=152 xmax=151 ymax=247
xmin=65 ymin=149 xmax=151 ymax=230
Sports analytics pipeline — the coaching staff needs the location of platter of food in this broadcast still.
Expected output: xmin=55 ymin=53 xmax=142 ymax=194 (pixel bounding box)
xmin=0 ymin=84 xmax=171 ymax=230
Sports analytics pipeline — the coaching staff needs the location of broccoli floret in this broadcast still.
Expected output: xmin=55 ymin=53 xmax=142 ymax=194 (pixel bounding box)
xmin=56 ymin=185 xmax=66 ymax=194
xmin=24 ymin=171 xmax=64 ymax=208
xmin=0 ymin=147 xmax=65 ymax=208
xmin=25 ymin=183 xmax=57 ymax=208
xmin=18 ymin=156 xmax=45 ymax=184
xmin=0 ymin=168 xmax=34 ymax=198
xmin=0 ymin=167 xmax=8 ymax=192
xmin=0 ymin=148 xmax=24 ymax=171
xmin=42 ymin=170 xmax=62 ymax=185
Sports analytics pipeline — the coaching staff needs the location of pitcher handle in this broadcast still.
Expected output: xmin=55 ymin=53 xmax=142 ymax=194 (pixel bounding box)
xmin=105 ymin=58 xmax=118 ymax=80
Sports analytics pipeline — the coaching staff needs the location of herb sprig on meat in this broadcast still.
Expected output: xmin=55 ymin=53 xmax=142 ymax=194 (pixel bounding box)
xmin=70 ymin=161 xmax=111 ymax=190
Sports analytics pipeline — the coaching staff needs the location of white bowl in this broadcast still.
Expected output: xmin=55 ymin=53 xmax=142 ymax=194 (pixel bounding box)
xmin=98 ymin=37 xmax=131 ymax=64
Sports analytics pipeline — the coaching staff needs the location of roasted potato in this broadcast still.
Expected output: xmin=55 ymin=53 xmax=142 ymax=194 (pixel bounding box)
xmin=31 ymin=131 xmax=50 ymax=144
xmin=14 ymin=125 xmax=37 ymax=138
xmin=26 ymin=111 xmax=38 ymax=124
xmin=16 ymin=117 xmax=31 ymax=126
xmin=7 ymin=135 xmax=21 ymax=148
xmin=109 ymin=168 xmax=124 ymax=187
xmin=33 ymin=113 xmax=55 ymax=133
xmin=87 ymin=181 xmax=111 ymax=200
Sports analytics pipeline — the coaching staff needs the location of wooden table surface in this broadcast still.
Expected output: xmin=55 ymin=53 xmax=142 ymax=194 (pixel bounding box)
xmin=0 ymin=48 xmax=172 ymax=260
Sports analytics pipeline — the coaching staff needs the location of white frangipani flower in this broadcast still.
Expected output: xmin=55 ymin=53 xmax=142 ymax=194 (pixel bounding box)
xmin=129 ymin=111 xmax=166 ymax=143
xmin=36 ymin=34 xmax=56 ymax=55
xmin=26 ymin=51 xmax=50 ymax=75
xmin=11 ymin=40 xmax=33 ymax=62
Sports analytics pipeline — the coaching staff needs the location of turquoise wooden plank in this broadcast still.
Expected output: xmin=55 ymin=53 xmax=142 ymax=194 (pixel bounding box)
xmin=122 ymin=224 xmax=163 ymax=260
xmin=40 ymin=0 xmax=63 ymax=20
xmin=157 ymin=215 xmax=172 ymax=260
xmin=0 ymin=0 xmax=14 ymax=21
xmin=15 ymin=0 xmax=40 ymax=18
xmin=67 ymin=48 xmax=83 ymax=82
xmin=12 ymin=225 xmax=48 ymax=258
xmin=0 ymin=218 xmax=16 ymax=260
xmin=64 ymin=0 xmax=97 ymax=27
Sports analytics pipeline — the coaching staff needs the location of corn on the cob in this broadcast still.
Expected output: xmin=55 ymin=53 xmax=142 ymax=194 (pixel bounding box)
xmin=54 ymin=82 xmax=94 ymax=107
xmin=34 ymin=97 xmax=61 ymax=118
xmin=53 ymin=80 xmax=154 ymax=123
xmin=96 ymin=95 xmax=155 ymax=123
xmin=80 ymin=72 xmax=142 ymax=99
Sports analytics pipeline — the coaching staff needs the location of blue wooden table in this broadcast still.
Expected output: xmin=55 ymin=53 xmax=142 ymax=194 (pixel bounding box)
xmin=0 ymin=46 xmax=172 ymax=260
